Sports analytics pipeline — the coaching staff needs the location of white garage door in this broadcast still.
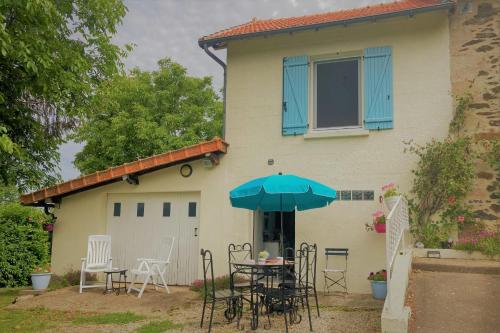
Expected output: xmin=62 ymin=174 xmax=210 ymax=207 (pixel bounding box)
xmin=106 ymin=192 xmax=200 ymax=285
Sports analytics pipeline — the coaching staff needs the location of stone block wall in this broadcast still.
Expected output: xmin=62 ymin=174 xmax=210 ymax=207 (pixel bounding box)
xmin=449 ymin=0 xmax=499 ymax=230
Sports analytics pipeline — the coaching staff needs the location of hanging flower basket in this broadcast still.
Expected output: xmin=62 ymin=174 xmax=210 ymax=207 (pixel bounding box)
xmin=42 ymin=223 xmax=54 ymax=232
xmin=374 ymin=222 xmax=386 ymax=233
xmin=372 ymin=210 xmax=386 ymax=233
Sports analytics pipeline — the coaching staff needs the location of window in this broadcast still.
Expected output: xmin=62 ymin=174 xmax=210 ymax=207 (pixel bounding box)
xmin=352 ymin=191 xmax=363 ymax=201
xmin=314 ymin=58 xmax=360 ymax=129
xmin=363 ymin=191 xmax=374 ymax=201
xmin=340 ymin=191 xmax=352 ymax=201
xmin=163 ymin=202 xmax=171 ymax=217
xmin=338 ymin=190 xmax=374 ymax=201
xmin=137 ymin=202 xmax=145 ymax=217
xmin=113 ymin=202 xmax=121 ymax=217
xmin=188 ymin=202 xmax=197 ymax=217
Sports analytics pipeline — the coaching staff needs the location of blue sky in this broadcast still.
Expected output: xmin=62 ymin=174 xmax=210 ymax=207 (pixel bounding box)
xmin=59 ymin=0 xmax=387 ymax=180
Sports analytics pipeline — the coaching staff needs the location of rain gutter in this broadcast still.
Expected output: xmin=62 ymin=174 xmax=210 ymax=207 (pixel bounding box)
xmin=202 ymin=44 xmax=227 ymax=140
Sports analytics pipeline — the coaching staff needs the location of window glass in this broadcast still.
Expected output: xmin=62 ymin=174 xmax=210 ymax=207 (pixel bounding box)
xmin=363 ymin=191 xmax=375 ymax=201
xmin=137 ymin=202 xmax=145 ymax=217
xmin=316 ymin=59 xmax=359 ymax=128
xmin=188 ymin=202 xmax=197 ymax=217
xmin=340 ymin=191 xmax=352 ymax=201
xmin=113 ymin=202 xmax=121 ymax=217
xmin=352 ymin=191 xmax=363 ymax=200
xmin=163 ymin=202 xmax=171 ymax=217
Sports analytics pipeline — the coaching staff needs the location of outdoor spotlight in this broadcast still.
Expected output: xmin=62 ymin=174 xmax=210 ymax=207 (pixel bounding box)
xmin=122 ymin=174 xmax=139 ymax=185
xmin=202 ymin=153 xmax=219 ymax=169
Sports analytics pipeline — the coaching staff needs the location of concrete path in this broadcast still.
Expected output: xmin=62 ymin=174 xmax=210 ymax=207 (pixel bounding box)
xmin=412 ymin=258 xmax=500 ymax=333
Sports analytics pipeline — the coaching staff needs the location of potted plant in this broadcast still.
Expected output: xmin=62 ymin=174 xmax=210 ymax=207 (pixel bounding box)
xmin=258 ymin=250 xmax=270 ymax=264
xmin=372 ymin=210 xmax=386 ymax=233
xmin=382 ymin=182 xmax=399 ymax=210
xmin=31 ymin=263 xmax=52 ymax=290
xmin=368 ymin=270 xmax=387 ymax=300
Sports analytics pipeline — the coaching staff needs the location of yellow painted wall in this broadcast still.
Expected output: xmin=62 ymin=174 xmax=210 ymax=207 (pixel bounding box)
xmin=51 ymin=10 xmax=452 ymax=293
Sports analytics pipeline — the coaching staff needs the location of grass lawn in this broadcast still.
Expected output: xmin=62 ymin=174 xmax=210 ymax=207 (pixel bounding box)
xmin=72 ymin=311 xmax=145 ymax=325
xmin=135 ymin=319 xmax=184 ymax=333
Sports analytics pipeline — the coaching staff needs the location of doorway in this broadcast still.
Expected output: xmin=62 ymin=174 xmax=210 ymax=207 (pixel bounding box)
xmin=254 ymin=211 xmax=295 ymax=257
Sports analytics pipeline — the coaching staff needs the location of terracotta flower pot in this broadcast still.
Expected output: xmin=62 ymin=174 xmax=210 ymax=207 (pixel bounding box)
xmin=374 ymin=222 xmax=386 ymax=233
xmin=42 ymin=223 xmax=54 ymax=232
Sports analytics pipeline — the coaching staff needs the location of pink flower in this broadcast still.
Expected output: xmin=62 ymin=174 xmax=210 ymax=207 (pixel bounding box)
xmin=372 ymin=210 xmax=385 ymax=218
xmin=457 ymin=215 xmax=465 ymax=223
xmin=382 ymin=182 xmax=395 ymax=192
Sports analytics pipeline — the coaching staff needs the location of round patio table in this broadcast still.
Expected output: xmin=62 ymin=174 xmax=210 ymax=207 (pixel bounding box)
xmin=231 ymin=260 xmax=293 ymax=330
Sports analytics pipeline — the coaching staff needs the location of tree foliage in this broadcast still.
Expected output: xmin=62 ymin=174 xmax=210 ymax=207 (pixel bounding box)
xmin=72 ymin=58 xmax=223 ymax=174
xmin=0 ymin=0 xmax=128 ymax=192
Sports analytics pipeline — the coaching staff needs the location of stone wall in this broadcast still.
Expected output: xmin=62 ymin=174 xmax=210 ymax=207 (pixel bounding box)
xmin=449 ymin=0 xmax=500 ymax=230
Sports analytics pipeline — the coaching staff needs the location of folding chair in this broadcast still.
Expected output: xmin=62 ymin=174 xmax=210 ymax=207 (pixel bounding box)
xmin=128 ymin=236 xmax=175 ymax=298
xmin=323 ymin=248 xmax=348 ymax=294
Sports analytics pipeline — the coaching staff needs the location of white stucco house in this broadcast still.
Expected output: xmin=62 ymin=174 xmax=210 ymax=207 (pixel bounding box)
xmin=22 ymin=0 xmax=456 ymax=293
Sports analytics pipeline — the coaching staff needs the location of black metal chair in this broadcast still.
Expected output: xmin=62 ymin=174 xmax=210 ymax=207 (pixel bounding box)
xmin=323 ymin=248 xmax=349 ymax=294
xmin=300 ymin=242 xmax=320 ymax=317
xmin=200 ymin=249 xmax=243 ymax=333
xmin=264 ymin=247 xmax=313 ymax=333
xmin=228 ymin=243 xmax=254 ymax=292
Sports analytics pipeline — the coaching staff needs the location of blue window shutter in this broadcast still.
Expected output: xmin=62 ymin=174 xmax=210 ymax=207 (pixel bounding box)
xmin=282 ymin=55 xmax=308 ymax=135
xmin=363 ymin=46 xmax=393 ymax=130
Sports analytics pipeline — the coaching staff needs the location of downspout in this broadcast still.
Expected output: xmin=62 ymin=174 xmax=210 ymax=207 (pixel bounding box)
xmin=203 ymin=44 xmax=227 ymax=140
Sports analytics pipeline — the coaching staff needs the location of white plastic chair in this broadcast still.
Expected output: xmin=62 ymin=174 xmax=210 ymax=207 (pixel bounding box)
xmin=128 ymin=236 xmax=175 ymax=298
xmin=79 ymin=235 xmax=112 ymax=293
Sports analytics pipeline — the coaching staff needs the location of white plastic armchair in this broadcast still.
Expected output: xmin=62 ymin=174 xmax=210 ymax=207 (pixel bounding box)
xmin=79 ymin=235 xmax=112 ymax=293
xmin=128 ymin=236 xmax=175 ymax=298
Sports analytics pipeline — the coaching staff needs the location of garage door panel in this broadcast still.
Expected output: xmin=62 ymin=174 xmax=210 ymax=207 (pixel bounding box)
xmin=107 ymin=192 xmax=199 ymax=286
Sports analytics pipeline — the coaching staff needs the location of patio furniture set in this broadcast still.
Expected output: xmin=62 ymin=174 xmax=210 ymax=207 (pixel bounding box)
xmin=200 ymin=242 xmax=349 ymax=332
xmin=79 ymin=234 xmax=175 ymax=298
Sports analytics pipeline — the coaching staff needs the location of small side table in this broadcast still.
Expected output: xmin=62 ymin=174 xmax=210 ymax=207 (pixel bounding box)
xmin=103 ymin=269 xmax=128 ymax=295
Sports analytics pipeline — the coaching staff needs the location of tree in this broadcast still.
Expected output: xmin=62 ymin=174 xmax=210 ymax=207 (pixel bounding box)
xmin=72 ymin=58 xmax=223 ymax=174
xmin=0 ymin=0 xmax=129 ymax=192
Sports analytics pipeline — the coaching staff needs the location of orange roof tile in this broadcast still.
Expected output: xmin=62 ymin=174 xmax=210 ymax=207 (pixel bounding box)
xmin=199 ymin=0 xmax=454 ymax=46
xmin=21 ymin=138 xmax=228 ymax=205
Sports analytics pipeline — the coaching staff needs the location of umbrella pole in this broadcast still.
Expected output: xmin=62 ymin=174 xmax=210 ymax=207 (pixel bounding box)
xmin=280 ymin=194 xmax=284 ymax=257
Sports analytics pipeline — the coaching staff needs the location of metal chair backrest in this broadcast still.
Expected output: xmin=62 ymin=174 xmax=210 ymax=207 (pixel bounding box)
xmin=325 ymin=248 xmax=348 ymax=271
xmin=300 ymin=242 xmax=317 ymax=286
xmin=283 ymin=247 xmax=309 ymax=290
xmin=86 ymin=235 xmax=111 ymax=269
xmin=228 ymin=243 xmax=252 ymax=272
xmin=201 ymin=249 xmax=216 ymax=299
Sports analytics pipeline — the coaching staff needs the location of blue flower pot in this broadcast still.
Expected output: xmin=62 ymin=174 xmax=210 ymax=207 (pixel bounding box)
xmin=370 ymin=280 xmax=387 ymax=300
xmin=31 ymin=273 xmax=52 ymax=290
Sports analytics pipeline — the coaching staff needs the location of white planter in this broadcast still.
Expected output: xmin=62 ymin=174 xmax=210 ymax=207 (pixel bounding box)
xmin=385 ymin=196 xmax=399 ymax=211
xmin=31 ymin=273 xmax=52 ymax=290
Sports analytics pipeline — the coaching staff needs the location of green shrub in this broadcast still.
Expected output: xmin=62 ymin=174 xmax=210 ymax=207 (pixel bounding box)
xmin=0 ymin=203 xmax=50 ymax=287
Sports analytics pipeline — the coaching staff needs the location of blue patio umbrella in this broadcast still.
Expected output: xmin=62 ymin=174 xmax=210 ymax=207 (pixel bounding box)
xmin=229 ymin=173 xmax=336 ymax=255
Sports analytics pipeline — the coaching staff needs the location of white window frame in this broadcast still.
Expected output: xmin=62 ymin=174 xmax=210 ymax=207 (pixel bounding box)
xmin=311 ymin=53 xmax=363 ymax=132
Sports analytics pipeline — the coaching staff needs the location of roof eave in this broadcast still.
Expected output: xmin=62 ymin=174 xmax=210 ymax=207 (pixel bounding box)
xmin=198 ymin=1 xmax=455 ymax=49
xmin=20 ymin=138 xmax=229 ymax=206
